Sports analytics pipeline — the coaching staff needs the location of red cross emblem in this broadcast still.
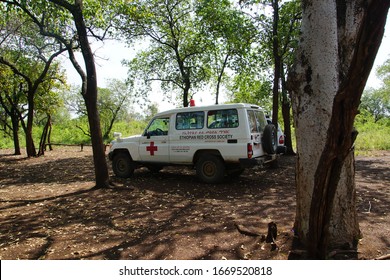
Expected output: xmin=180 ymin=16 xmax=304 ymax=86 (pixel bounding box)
xmin=146 ymin=141 xmax=158 ymax=156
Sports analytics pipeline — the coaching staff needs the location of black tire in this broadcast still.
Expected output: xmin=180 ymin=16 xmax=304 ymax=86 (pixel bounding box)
xmin=112 ymin=153 xmax=134 ymax=178
xmin=227 ymin=168 xmax=245 ymax=178
xmin=196 ymin=154 xmax=225 ymax=183
xmin=147 ymin=165 xmax=163 ymax=173
xmin=262 ymin=124 xmax=277 ymax=154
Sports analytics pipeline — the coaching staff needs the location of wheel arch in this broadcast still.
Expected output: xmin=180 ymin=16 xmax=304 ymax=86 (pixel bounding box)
xmin=193 ymin=149 xmax=223 ymax=164
xmin=111 ymin=148 xmax=133 ymax=160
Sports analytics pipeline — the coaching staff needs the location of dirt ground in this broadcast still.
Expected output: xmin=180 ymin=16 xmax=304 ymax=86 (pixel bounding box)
xmin=0 ymin=147 xmax=389 ymax=260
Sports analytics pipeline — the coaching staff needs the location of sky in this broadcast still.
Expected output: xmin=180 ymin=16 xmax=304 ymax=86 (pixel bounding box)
xmin=63 ymin=16 xmax=390 ymax=113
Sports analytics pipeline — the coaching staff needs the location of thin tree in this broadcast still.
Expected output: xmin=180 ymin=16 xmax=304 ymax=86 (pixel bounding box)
xmin=0 ymin=28 xmax=67 ymax=156
xmin=119 ymin=0 xmax=209 ymax=107
xmin=1 ymin=0 xmax=119 ymax=187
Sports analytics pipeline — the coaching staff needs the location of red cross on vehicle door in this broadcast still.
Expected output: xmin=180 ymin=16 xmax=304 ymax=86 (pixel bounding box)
xmin=140 ymin=138 xmax=169 ymax=162
xmin=146 ymin=142 xmax=158 ymax=155
xmin=139 ymin=137 xmax=170 ymax=163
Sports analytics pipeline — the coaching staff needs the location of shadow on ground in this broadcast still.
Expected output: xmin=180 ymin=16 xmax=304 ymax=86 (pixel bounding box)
xmin=0 ymin=148 xmax=388 ymax=259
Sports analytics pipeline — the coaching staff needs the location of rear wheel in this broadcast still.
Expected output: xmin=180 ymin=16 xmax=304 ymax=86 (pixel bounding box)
xmin=112 ymin=153 xmax=134 ymax=178
xmin=226 ymin=164 xmax=245 ymax=178
xmin=227 ymin=168 xmax=245 ymax=178
xmin=196 ymin=154 xmax=225 ymax=183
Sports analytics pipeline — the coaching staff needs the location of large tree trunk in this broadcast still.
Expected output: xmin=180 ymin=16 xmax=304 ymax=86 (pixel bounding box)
xmin=288 ymin=0 xmax=388 ymax=259
xmin=271 ymin=0 xmax=280 ymax=128
xmin=72 ymin=1 xmax=110 ymax=188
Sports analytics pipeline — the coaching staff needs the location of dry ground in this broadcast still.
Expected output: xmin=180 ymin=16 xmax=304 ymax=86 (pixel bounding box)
xmin=0 ymin=147 xmax=389 ymax=260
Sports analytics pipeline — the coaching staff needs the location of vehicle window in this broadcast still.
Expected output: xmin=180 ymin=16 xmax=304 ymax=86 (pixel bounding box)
xmin=247 ymin=110 xmax=258 ymax=132
xmin=247 ymin=110 xmax=266 ymax=133
xmin=144 ymin=117 xmax=170 ymax=136
xmin=176 ymin=111 xmax=204 ymax=130
xmin=255 ymin=111 xmax=267 ymax=132
xmin=207 ymin=109 xmax=239 ymax=128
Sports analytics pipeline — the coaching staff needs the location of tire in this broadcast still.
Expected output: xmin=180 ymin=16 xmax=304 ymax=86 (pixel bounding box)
xmin=112 ymin=153 xmax=134 ymax=178
xmin=262 ymin=124 xmax=277 ymax=154
xmin=147 ymin=165 xmax=163 ymax=173
xmin=196 ymin=154 xmax=225 ymax=184
xmin=227 ymin=168 xmax=245 ymax=178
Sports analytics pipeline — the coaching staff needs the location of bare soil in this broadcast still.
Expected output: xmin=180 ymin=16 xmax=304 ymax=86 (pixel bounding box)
xmin=0 ymin=147 xmax=389 ymax=260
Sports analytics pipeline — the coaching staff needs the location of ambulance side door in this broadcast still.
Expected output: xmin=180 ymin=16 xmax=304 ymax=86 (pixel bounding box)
xmin=139 ymin=116 xmax=170 ymax=163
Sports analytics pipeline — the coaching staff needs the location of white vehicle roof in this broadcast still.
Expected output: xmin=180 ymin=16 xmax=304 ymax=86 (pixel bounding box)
xmin=153 ymin=103 xmax=263 ymax=117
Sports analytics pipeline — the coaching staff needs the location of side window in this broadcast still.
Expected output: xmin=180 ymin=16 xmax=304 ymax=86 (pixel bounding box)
xmin=176 ymin=111 xmax=204 ymax=130
xmin=207 ymin=109 xmax=239 ymax=128
xmin=144 ymin=117 xmax=170 ymax=136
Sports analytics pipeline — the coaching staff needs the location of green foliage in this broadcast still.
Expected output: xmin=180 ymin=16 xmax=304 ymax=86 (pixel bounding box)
xmin=195 ymin=0 xmax=258 ymax=101
xmin=353 ymin=57 xmax=390 ymax=152
xmin=227 ymin=72 xmax=273 ymax=111
xmin=0 ymin=135 xmax=14 ymax=149
xmin=226 ymin=0 xmax=301 ymax=109
xmin=377 ymin=57 xmax=390 ymax=86
xmin=360 ymin=88 xmax=390 ymax=122
xmin=120 ymin=0 xmax=214 ymax=106
xmin=0 ymin=118 xmax=147 ymax=148
xmin=64 ymin=79 xmax=136 ymax=140
xmin=360 ymin=57 xmax=390 ymax=123
xmin=110 ymin=120 xmax=147 ymax=139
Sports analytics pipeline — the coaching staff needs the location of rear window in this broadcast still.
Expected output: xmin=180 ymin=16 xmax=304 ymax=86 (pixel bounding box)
xmin=176 ymin=111 xmax=204 ymax=130
xmin=207 ymin=109 xmax=239 ymax=128
xmin=247 ymin=110 xmax=266 ymax=133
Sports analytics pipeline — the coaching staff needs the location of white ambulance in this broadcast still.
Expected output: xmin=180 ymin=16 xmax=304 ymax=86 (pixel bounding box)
xmin=108 ymin=103 xmax=279 ymax=183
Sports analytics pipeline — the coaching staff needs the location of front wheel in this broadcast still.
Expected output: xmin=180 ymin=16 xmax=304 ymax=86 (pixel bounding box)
xmin=112 ymin=153 xmax=134 ymax=178
xmin=196 ymin=154 xmax=225 ymax=183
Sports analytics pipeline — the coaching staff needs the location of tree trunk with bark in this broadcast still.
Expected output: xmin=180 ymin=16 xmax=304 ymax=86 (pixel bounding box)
xmin=38 ymin=114 xmax=51 ymax=156
xmin=288 ymin=0 xmax=389 ymax=259
xmin=25 ymin=92 xmax=37 ymax=157
xmin=271 ymin=0 xmax=280 ymax=128
xmin=0 ymin=93 xmax=21 ymax=155
xmin=10 ymin=107 xmax=21 ymax=155
xmin=281 ymin=66 xmax=295 ymax=155
xmin=71 ymin=1 xmax=110 ymax=188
